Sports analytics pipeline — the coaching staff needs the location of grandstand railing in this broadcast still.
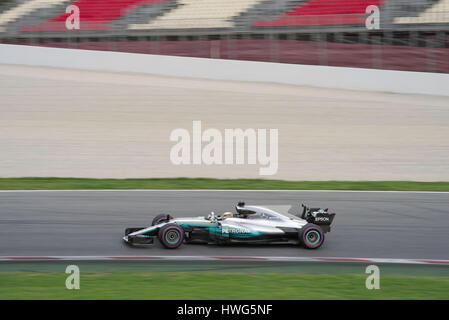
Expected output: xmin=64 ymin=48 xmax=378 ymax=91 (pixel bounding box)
xmin=0 ymin=0 xmax=448 ymax=74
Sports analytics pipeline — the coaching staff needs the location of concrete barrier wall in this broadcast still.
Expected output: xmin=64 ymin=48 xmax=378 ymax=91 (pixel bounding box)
xmin=1 ymin=43 xmax=448 ymax=96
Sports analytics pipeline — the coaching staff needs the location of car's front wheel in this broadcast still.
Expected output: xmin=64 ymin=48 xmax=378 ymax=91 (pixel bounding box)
xmin=158 ymin=224 xmax=184 ymax=249
xmin=299 ymin=223 xmax=324 ymax=249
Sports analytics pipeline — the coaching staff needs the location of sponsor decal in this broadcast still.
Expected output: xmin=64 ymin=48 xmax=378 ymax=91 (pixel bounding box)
xmin=221 ymin=225 xmax=251 ymax=234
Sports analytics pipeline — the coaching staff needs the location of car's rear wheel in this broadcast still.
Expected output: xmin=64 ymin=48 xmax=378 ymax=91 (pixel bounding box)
xmin=152 ymin=214 xmax=171 ymax=226
xmin=299 ymin=223 xmax=324 ymax=249
xmin=158 ymin=224 xmax=184 ymax=249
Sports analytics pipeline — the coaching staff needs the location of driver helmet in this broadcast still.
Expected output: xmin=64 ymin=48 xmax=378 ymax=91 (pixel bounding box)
xmin=221 ymin=212 xmax=234 ymax=220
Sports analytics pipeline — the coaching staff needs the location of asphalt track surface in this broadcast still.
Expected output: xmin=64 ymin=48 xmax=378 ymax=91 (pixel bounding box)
xmin=0 ymin=190 xmax=448 ymax=259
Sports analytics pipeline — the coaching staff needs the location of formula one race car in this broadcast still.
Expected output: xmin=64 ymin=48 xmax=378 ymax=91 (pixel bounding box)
xmin=123 ymin=202 xmax=336 ymax=249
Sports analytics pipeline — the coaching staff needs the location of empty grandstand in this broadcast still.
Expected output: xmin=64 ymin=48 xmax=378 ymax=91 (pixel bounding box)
xmin=0 ymin=0 xmax=448 ymax=73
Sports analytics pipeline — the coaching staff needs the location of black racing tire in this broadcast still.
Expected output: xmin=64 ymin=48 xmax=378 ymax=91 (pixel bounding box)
xmin=299 ymin=223 xmax=325 ymax=249
xmin=158 ymin=224 xmax=184 ymax=249
xmin=152 ymin=214 xmax=171 ymax=226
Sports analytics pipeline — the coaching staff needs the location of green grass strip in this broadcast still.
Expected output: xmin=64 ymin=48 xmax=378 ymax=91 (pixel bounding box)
xmin=0 ymin=178 xmax=448 ymax=191
xmin=1 ymin=272 xmax=448 ymax=300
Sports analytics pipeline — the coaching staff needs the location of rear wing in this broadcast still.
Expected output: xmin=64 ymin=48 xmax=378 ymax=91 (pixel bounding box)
xmin=300 ymin=204 xmax=336 ymax=232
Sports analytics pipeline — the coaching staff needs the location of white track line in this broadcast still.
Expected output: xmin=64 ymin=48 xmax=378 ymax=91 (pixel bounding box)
xmin=0 ymin=256 xmax=448 ymax=265
xmin=0 ymin=190 xmax=448 ymax=194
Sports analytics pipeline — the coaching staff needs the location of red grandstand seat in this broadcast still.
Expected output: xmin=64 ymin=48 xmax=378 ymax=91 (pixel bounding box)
xmin=21 ymin=0 xmax=164 ymax=31
xmin=254 ymin=0 xmax=385 ymax=27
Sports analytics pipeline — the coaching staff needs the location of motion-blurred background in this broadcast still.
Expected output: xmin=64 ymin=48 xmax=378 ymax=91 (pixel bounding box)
xmin=0 ymin=0 xmax=448 ymax=73
xmin=1 ymin=0 xmax=449 ymax=181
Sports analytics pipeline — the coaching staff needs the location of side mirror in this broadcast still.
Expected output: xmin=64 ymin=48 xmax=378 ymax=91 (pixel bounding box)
xmin=210 ymin=211 xmax=219 ymax=222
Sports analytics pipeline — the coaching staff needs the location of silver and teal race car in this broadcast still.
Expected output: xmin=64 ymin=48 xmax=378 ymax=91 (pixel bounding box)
xmin=123 ymin=202 xmax=336 ymax=249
